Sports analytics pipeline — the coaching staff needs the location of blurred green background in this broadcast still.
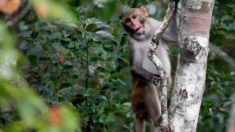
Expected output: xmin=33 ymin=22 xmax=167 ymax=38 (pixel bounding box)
xmin=0 ymin=0 xmax=234 ymax=131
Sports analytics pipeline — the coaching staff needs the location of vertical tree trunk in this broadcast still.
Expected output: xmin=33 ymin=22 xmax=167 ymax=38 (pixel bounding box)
xmin=169 ymin=0 xmax=215 ymax=132
xmin=227 ymin=93 xmax=235 ymax=132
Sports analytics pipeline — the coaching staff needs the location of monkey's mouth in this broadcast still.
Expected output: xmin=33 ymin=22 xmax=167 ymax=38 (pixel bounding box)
xmin=135 ymin=27 xmax=144 ymax=35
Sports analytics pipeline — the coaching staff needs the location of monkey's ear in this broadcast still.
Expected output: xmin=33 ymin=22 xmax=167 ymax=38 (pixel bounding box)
xmin=140 ymin=6 xmax=148 ymax=17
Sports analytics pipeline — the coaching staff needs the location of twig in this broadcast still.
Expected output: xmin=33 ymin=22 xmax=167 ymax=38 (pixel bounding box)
xmin=147 ymin=0 xmax=176 ymax=132
xmin=209 ymin=43 xmax=235 ymax=70
xmin=227 ymin=92 xmax=235 ymax=132
xmin=7 ymin=1 xmax=31 ymax=26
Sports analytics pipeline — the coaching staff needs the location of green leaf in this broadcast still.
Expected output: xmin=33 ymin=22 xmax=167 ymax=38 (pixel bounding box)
xmin=84 ymin=88 xmax=94 ymax=97
xmin=42 ymin=45 xmax=49 ymax=51
xmin=92 ymin=115 xmax=100 ymax=123
xmin=99 ymin=100 xmax=106 ymax=107
xmin=111 ymin=91 xmax=124 ymax=100
xmin=31 ymin=31 xmax=39 ymax=39
xmin=97 ymin=95 xmax=107 ymax=101
xmin=117 ymin=78 xmax=126 ymax=85
xmin=39 ymin=84 xmax=53 ymax=95
xmin=34 ymin=20 xmax=43 ymax=27
xmin=75 ymin=51 xmax=86 ymax=57
xmin=221 ymin=15 xmax=232 ymax=22
xmin=210 ymin=27 xmax=217 ymax=35
xmin=229 ymin=23 xmax=235 ymax=30
xmin=41 ymin=25 xmax=57 ymax=32
xmin=221 ymin=31 xmax=229 ymax=38
xmin=120 ymin=0 xmax=127 ymax=5
xmin=211 ymin=16 xmax=219 ymax=27
xmin=28 ymin=55 xmax=38 ymax=66
xmin=52 ymin=42 xmax=65 ymax=52
xmin=58 ymin=88 xmax=72 ymax=95
xmin=62 ymin=26 xmax=74 ymax=38
xmin=90 ymin=46 xmax=103 ymax=55
xmin=220 ymin=22 xmax=229 ymax=31
xmin=106 ymin=122 xmax=115 ymax=130
xmin=49 ymin=32 xmax=62 ymax=40
xmin=18 ymin=31 xmax=32 ymax=37
xmin=19 ymin=65 xmax=30 ymax=70
xmin=65 ymin=4 xmax=80 ymax=20
xmin=99 ymin=114 xmax=107 ymax=123
xmin=227 ymin=4 xmax=235 ymax=9
xmin=106 ymin=61 xmax=116 ymax=70
xmin=125 ymin=111 xmax=134 ymax=117
xmin=111 ymin=99 xmax=120 ymax=107
xmin=55 ymin=20 xmax=78 ymax=28
xmin=85 ymin=32 xmax=102 ymax=42
xmin=96 ymin=31 xmax=114 ymax=40
xmin=48 ymin=96 xmax=58 ymax=105
xmin=88 ymin=95 xmax=98 ymax=101
xmin=41 ymin=31 xmax=49 ymax=39
xmin=108 ymin=73 xmax=122 ymax=80
xmin=73 ymin=94 xmax=85 ymax=104
xmin=85 ymin=18 xmax=101 ymax=25
xmin=60 ymin=83 xmax=72 ymax=89
xmin=20 ymin=40 xmax=31 ymax=50
xmin=223 ymin=101 xmax=232 ymax=107
xmin=209 ymin=108 xmax=217 ymax=118
xmin=76 ymin=7 xmax=84 ymax=13
xmin=123 ymin=102 xmax=131 ymax=107
xmin=60 ymin=38 xmax=71 ymax=45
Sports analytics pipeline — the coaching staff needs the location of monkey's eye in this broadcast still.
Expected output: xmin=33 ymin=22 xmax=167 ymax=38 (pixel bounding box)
xmin=132 ymin=14 xmax=137 ymax=19
xmin=125 ymin=18 xmax=131 ymax=23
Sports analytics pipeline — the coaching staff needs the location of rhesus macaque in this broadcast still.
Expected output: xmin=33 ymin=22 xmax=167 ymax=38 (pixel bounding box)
xmin=120 ymin=2 xmax=179 ymax=132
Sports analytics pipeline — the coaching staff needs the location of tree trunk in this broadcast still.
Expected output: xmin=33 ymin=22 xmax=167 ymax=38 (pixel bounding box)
xmin=169 ymin=0 xmax=215 ymax=132
xmin=227 ymin=92 xmax=235 ymax=132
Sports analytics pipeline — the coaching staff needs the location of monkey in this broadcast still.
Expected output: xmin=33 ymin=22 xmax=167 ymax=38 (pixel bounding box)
xmin=120 ymin=2 xmax=179 ymax=132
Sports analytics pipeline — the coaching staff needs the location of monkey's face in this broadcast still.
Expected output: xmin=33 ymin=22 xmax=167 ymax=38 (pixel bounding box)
xmin=123 ymin=14 xmax=145 ymax=35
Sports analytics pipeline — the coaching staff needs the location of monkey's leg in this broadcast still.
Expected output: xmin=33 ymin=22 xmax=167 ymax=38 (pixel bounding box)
xmin=145 ymin=84 xmax=161 ymax=128
xmin=136 ymin=118 xmax=145 ymax=132
xmin=150 ymin=119 xmax=160 ymax=132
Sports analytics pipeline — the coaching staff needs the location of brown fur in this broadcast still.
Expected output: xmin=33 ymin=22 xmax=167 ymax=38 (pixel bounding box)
xmin=121 ymin=4 xmax=178 ymax=132
xmin=131 ymin=75 xmax=161 ymax=128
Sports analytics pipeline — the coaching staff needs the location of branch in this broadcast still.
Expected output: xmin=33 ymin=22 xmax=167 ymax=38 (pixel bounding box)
xmin=227 ymin=92 xmax=235 ymax=132
xmin=7 ymin=1 xmax=31 ymax=26
xmin=209 ymin=43 xmax=235 ymax=70
xmin=147 ymin=0 xmax=176 ymax=131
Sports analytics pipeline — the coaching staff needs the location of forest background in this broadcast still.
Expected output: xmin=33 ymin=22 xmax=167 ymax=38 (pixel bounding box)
xmin=0 ymin=0 xmax=234 ymax=132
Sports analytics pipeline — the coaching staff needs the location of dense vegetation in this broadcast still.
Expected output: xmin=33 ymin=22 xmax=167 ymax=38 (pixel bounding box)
xmin=0 ymin=0 xmax=235 ymax=132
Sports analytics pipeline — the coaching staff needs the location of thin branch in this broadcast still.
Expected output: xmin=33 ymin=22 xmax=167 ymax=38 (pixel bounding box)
xmin=7 ymin=1 xmax=31 ymax=26
xmin=209 ymin=43 xmax=235 ymax=70
xmin=147 ymin=0 xmax=176 ymax=131
xmin=227 ymin=92 xmax=235 ymax=132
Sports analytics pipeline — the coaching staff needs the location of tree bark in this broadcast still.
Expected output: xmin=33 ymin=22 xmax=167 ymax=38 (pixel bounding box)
xmin=227 ymin=92 xmax=235 ymax=132
xmin=168 ymin=0 xmax=215 ymax=132
xmin=148 ymin=1 xmax=176 ymax=131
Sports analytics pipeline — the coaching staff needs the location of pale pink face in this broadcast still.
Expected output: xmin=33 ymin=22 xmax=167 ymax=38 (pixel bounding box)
xmin=124 ymin=14 xmax=144 ymax=35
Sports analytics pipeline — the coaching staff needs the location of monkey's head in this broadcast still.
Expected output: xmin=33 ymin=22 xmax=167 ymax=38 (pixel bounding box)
xmin=120 ymin=6 xmax=149 ymax=36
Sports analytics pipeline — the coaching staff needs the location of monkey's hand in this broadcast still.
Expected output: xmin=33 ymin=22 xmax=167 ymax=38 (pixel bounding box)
xmin=150 ymin=74 xmax=162 ymax=86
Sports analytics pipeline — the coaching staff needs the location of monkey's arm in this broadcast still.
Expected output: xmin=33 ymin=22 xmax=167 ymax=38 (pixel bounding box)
xmin=161 ymin=0 xmax=179 ymax=43
xmin=130 ymin=66 xmax=161 ymax=85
